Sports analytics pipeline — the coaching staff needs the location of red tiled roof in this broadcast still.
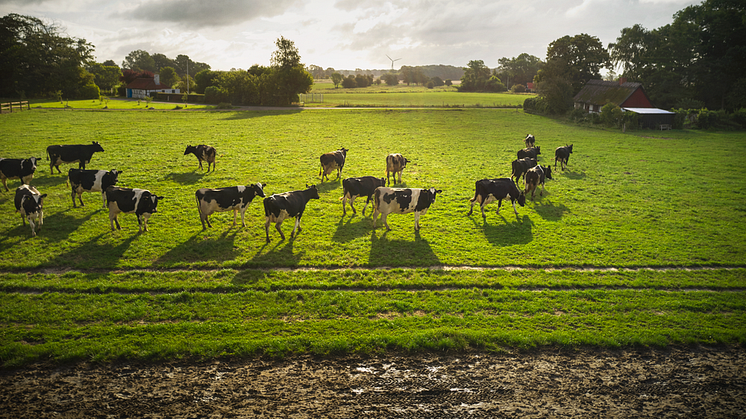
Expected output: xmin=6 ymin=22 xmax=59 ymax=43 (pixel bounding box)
xmin=125 ymin=78 xmax=171 ymax=90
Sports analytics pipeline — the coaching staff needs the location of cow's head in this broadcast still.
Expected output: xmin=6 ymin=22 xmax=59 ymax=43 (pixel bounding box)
xmin=535 ymin=146 xmax=541 ymax=155
xmin=91 ymin=141 xmax=104 ymax=152
xmin=184 ymin=145 xmax=196 ymax=155
xmin=21 ymin=192 xmax=47 ymax=214
xmin=377 ymin=177 xmax=386 ymax=187
xmin=148 ymin=194 xmax=164 ymax=213
xmin=109 ymin=169 xmax=121 ymax=184
xmin=544 ymin=165 xmax=553 ymax=180
xmin=428 ymin=187 xmax=443 ymax=203
xmin=22 ymin=157 xmax=40 ymax=173
xmin=252 ymin=182 xmax=266 ymax=198
xmin=517 ymin=192 xmax=526 ymax=207
xmin=339 ymin=147 xmax=349 ymax=155
xmin=305 ymin=184 xmax=320 ymax=200
xmin=567 ymin=144 xmax=574 ymax=153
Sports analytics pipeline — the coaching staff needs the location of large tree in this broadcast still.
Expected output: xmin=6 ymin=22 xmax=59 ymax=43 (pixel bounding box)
xmin=0 ymin=13 xmax=95 ymax=98
xmin=122 ymin=49 xmax=156 ymax=72
xmin=495 ymin=53 xmax=544 ymax=89
xmin=536 ymin=33 xmax=609 ymax=95
xmin=457 ymin=60 xmax=492 ymax=92
xmin=88 ymin=62 xmax=123 ymax=93
xmin=268 ymin=36 xmax=313 ymax=105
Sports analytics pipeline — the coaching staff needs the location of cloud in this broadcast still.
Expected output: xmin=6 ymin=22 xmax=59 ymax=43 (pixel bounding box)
xmin=118 ymin=0 xmax=305 ymax=28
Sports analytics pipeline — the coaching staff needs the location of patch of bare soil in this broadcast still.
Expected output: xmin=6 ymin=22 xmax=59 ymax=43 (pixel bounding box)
xmin=1 ymin=346 xmax=744 ymax=418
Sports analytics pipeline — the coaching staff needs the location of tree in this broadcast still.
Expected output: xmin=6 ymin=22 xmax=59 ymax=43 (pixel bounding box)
xmin=151 ymin=53 xmax=176 ymax=72
xmin=194 ymin=69 xmax=221 ymax=94
xmin=102 ymin=60 xmax=117 ymax=67
xmin=330 ymin=72 xmax=343 ymax=88
xmin=457 ymin=60 xmax=492 ymax=92
xmin=122 ymin=50 xmax=156 ymax=72
xmin=268 ymin=37 xmax=313 ymax=105
xmin=0 ymin=13 xmax=95 ymax=98
xmin=270 ymin=36 xmax=301 ymax=69
xmin=342 ymin=75 xmax=357 ymax=88
xmin=87 ymin=62 xmax=122 ymax=93
xmin=159 ymin=66 xmax=180 ymax=88
xmin=495 ymin=53 xmax=543 ymax=89
xmin=537 ymin=34 xmax=610 ymax=94
xmin=382 ymin=73 xmax=399 ymax=86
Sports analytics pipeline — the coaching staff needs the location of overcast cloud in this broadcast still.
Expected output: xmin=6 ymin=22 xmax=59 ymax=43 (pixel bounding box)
xmin=0 ymin=0 xmax=699 ymax=71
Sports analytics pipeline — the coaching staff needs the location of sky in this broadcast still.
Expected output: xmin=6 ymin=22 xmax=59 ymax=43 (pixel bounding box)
xmin=0 ymin=0 xmax=701 ymax=72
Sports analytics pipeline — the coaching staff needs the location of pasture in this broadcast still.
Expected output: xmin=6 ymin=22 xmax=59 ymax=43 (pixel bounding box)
xmin=0 ymin=108 xmax=745 ymax=367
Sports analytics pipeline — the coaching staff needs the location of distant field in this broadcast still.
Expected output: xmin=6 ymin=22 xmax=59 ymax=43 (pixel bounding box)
xmin=29 ymin=97 xmax=212 ymax=110
xmin=0 ymin=108 xmax=744 ymax=366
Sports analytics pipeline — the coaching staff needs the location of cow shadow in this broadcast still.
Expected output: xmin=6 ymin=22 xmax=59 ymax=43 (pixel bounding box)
xmin=45 ymin=233 xmax=136 ymax=269
xmin=221 ymin=109 xmax=303 ymax=120
xmin=248 ymin=239 xmax=304 ymax=267
xmin=472 ymin=214 xmax=534 ymax=247
xmin=368 ymin=229 xmax=440 ymax=266
xmin=332 ymin=215 xmax=374 ymax=242
xmin=156 ymin=229 xmax=240 ymax=265
xmin=558 ymin=170 xmax=586 ymax=180
xmin=31 ymin=174 xmax=69 ymax=190
xmin=532 ymin=199 xmax=570 ymax=221
xmin=316 ymin=181 xmax=342 ymax=193
xmin=42 ymin=210 xmax=98 ymax=239
xmin=164 ymin=171 xmax=208 ymax=185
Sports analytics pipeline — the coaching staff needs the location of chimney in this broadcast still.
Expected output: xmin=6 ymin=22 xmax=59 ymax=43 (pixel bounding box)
xmin=618 ymin=77 xmax=627 ymax=85
xmin=154 ymin=74 xmax=160 ymax=85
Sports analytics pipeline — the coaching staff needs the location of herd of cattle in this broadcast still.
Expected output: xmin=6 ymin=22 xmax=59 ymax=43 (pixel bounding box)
xmin=0 ymin=135 xmax=574 ymax=239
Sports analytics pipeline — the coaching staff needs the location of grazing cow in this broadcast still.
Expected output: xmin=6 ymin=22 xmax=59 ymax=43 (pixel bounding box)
xmin=46 ymin=142 xmax=104 ymax=174
xmin=555 ymin=144 xmax=574 ymax=171
xmin=386 ymin=153 xmax=410 ymax=185
xmin=184 ymin=144 xmax=216 ymax=172
xmin=196 ymin=183 xmax=266 ymax=230
xmin=341 ymin=176 xmax=386 ymax=216
xmin=105 ymin=186 xmax=163 ymax=232
xmin=517 ymin=146 xmax=541 ymax=160
xmin=319 ymin=147 xmax=348 ymax=181
xmin=524 ymin=134 xmax=536 ymax=148
xmin=0 ymin=157 xmax=40 ymax=191
xmin=14 ymin=185 xmax=47 ymax=237
xmin=263 ymin=185 xmax=320 ymax=242
xmin=372 ymin=187 xmax=442 ymax=231
xmin=524 ymin=165 xmax=553 ymax=200
xmin=68 ymin=168 xmax=121 ymax=208
xmin=467 ymin=178 xmax=526 ymax=218
xmin=511 ymin=157 xmax=537 ymax=185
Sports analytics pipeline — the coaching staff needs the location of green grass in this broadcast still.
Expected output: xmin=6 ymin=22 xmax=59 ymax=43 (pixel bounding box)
xmin=29 ymin=97 xmax=212 ymax=110
xmin=0 ymin=107 xmax=745 ymax=367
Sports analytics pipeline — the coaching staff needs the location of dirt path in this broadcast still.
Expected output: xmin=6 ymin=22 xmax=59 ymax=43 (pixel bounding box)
xmin=1 ymin=346 xmax=743 ymax=418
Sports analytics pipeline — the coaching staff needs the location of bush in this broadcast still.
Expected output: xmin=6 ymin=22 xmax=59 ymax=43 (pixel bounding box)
xmin=731 ymin=108 xmax=746 ymax=128
xmin=523 ymin=97 xmax=548 ymax=114
xmin=570 ymin=107 xmax=587 ymax=122
xmin=341 ymin=76 xmax=357 ymax=88
xmin=215 ymin=102 xmax=233 ymax=109
xmin=204 ymin=86 xmax=229 ymax=104
xmin=696 ymin=109 xmax=718 ymax=129
xmin=426 ymin=81 xmax=435 ymax=89
xmin=511 ymin=84 xmax=526 ymax=93
xmin=600 ymin=103 xmax=624 ymax=127
xmin=78 ymin=84 xmax=100 ymax=100
xmin=675 ymin=98 xmax=705 ymax=109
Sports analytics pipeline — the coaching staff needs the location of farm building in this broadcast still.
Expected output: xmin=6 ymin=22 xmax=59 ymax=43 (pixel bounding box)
xmin=623 ymin=107 xmax=676 ymax=130
xmin=573 ymin=79 xmax=653 ymax=113
xmin=125 ymin=74 xmax=179 ymax=99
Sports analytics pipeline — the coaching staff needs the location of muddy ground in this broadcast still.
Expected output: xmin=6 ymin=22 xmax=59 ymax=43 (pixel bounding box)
xmin=1 ymin=346 xmax=744 ymax=418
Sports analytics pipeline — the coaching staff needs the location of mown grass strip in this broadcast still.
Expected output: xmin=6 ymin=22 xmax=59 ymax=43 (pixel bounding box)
xmin=1 ymin=269 xmax=744 ymax=293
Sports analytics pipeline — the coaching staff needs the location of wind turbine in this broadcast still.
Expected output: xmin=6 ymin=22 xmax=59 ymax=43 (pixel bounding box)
xmin=386 ymin=54 xmax=402 ymax=71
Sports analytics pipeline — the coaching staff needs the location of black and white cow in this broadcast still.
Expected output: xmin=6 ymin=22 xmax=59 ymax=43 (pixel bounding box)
xmin=0 ymin=157 xmax=40 ymax=191
xmin=68 ymin=168 xmax=121 ymax=208
xmin=372 ymin=187 xmax=442 ymax=231
xmin=517 ymin=146 xmax=541 ymax=160
xmin=184 ymin=144 xmax=216 ymax=172
xmin=555 ymin=144 xmax=574 ymax=171
xmin=467 ymin=178 xmax=525 ymax=218
xmin=263 ymin=185 xmax=320 ymax=242
xmin=105 ymin=186 xmax=163 ymax=232
xmin=14 ymin=184 xmax=47 ymax=237
xmin=524 ymin=134 xmax=536 ymax=148
xmin=46 ymin=142 xmax=104 ymax=174
xmin=386 ymin=153 xmax=410 ymax=185
xmin=524 ymin=165 xmax=553 ymax=200
xmin=319 ymin=147 xmax=348 ymax=181
xmin=511 ymin=157 xmax=537 ymax=185
xmin=195 ymin=183 xmax=266 ymax=230
xmin=341 ymin=176 xmax=386 ymax=216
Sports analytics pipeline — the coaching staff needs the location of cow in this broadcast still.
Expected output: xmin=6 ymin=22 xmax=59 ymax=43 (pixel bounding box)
xmin=0 ymin=157 xmax=40 ymax=192
xmin=386 ymin=153 xmax=410 ymax=185
xmin=467 ymin=178 xmax=526 ymax=218
xmin=184 ymin=144 xmax=216 ymax=172
xmin=46 ymin=142 xmax=104 ymax=174
xmin=105 ymin=186 xmax=163 ymax=232
xmin=524 ymin=165 xmax=553 ymax=200
xmin=14 ymin=185 xmax=47 ymax=237
xmin=68 ymin=168 xmax=121 ymax=208
xmin=319 ymin=147 xmax=348 ymax=181
xmin=517 ymin=146 xmax=541 ymax=160
xmin=195 ymin=183 xmax=266 ymax=230
xmin=263 ymin=184 xmax=320 ymax=242
xmin=555 ymin=144 xmax=574 ymax=171
xmin=511 ymin=157 xmax=537 ymax=186
xmin=371 ymin=187 xmax=442 ymax=231
xmin=524 ymin=134 xmax=536 ymax=148
xmin=340 ymin=176 xmax=386 ymax=216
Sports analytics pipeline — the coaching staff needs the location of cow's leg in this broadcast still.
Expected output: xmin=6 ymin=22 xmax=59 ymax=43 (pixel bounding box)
xmin=382 ymin=213 xmax=391 ymax=231
xmin=28 ymin=218 xmax=36 ymax=237
xmin=101 ymin=192 xmax=107 ymax=209
xmin=137 ymin=214 xmax=143 ymax=232
xmin=372 ymin=209 xmax=379 ymax=228
xmin=496 ymin=199 xmax=503 ymax=215
xmin=265 ymin=218 xmax=271 ymax=242
xmin=511 ymin=199 xmax=519 ymax=214
xmin=414 ymin=212 xmax=421 ymax=230
xmin=239 ymin=207 xmax=247 ymax=227
xmin=398 ymin=171 xmax=402 ymax=184
xmin=78 ymin=192 xmax=85 ymax=207
xmin=110 ymin=214 xmax=120 ymax=230
xmin=349 ymin=196 xmax=357 ymax=215
xmin=540 ymin=182 xmax=545 ymax=196
xmin=71 ymin=190 xmax=77 ymax=207
xmin=291 ymin=215 xmax=302 ymax=238
xmin=38 ymin=210 xmax=43 ymax=230
xmin=386 ymin=170 xmax=391 ymax=185
xmin=275 ymin=221 xmax=285 ymax=240
xmin=20 ymin=213 xmax=26 ymax=226
xmin=200 ymin=212 xmax=208 ymax=230
xmin=55 ymin=164 xmax=61 ymax=174
xmin=1 ymin=178 xmax=7 ymax=192
xmin=142 ymin=214 xmax=150 ymax=232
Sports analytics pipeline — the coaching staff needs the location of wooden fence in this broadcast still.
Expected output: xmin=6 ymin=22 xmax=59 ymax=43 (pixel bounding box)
xmin=1 ymin=101 xmax=30 ymax=114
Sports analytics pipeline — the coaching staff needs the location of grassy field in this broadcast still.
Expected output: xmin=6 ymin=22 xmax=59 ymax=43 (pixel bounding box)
xmin=0 ymin=107 xmax=744 ymax=366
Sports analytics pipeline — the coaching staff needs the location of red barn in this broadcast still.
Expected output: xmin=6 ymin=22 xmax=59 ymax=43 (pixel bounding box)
xmin=573 ymin=79 xmax=653 ymax=113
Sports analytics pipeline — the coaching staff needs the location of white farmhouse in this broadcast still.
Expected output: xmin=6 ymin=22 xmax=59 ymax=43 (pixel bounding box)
xmin=125 ymin=74 xmax=179 ymax=99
